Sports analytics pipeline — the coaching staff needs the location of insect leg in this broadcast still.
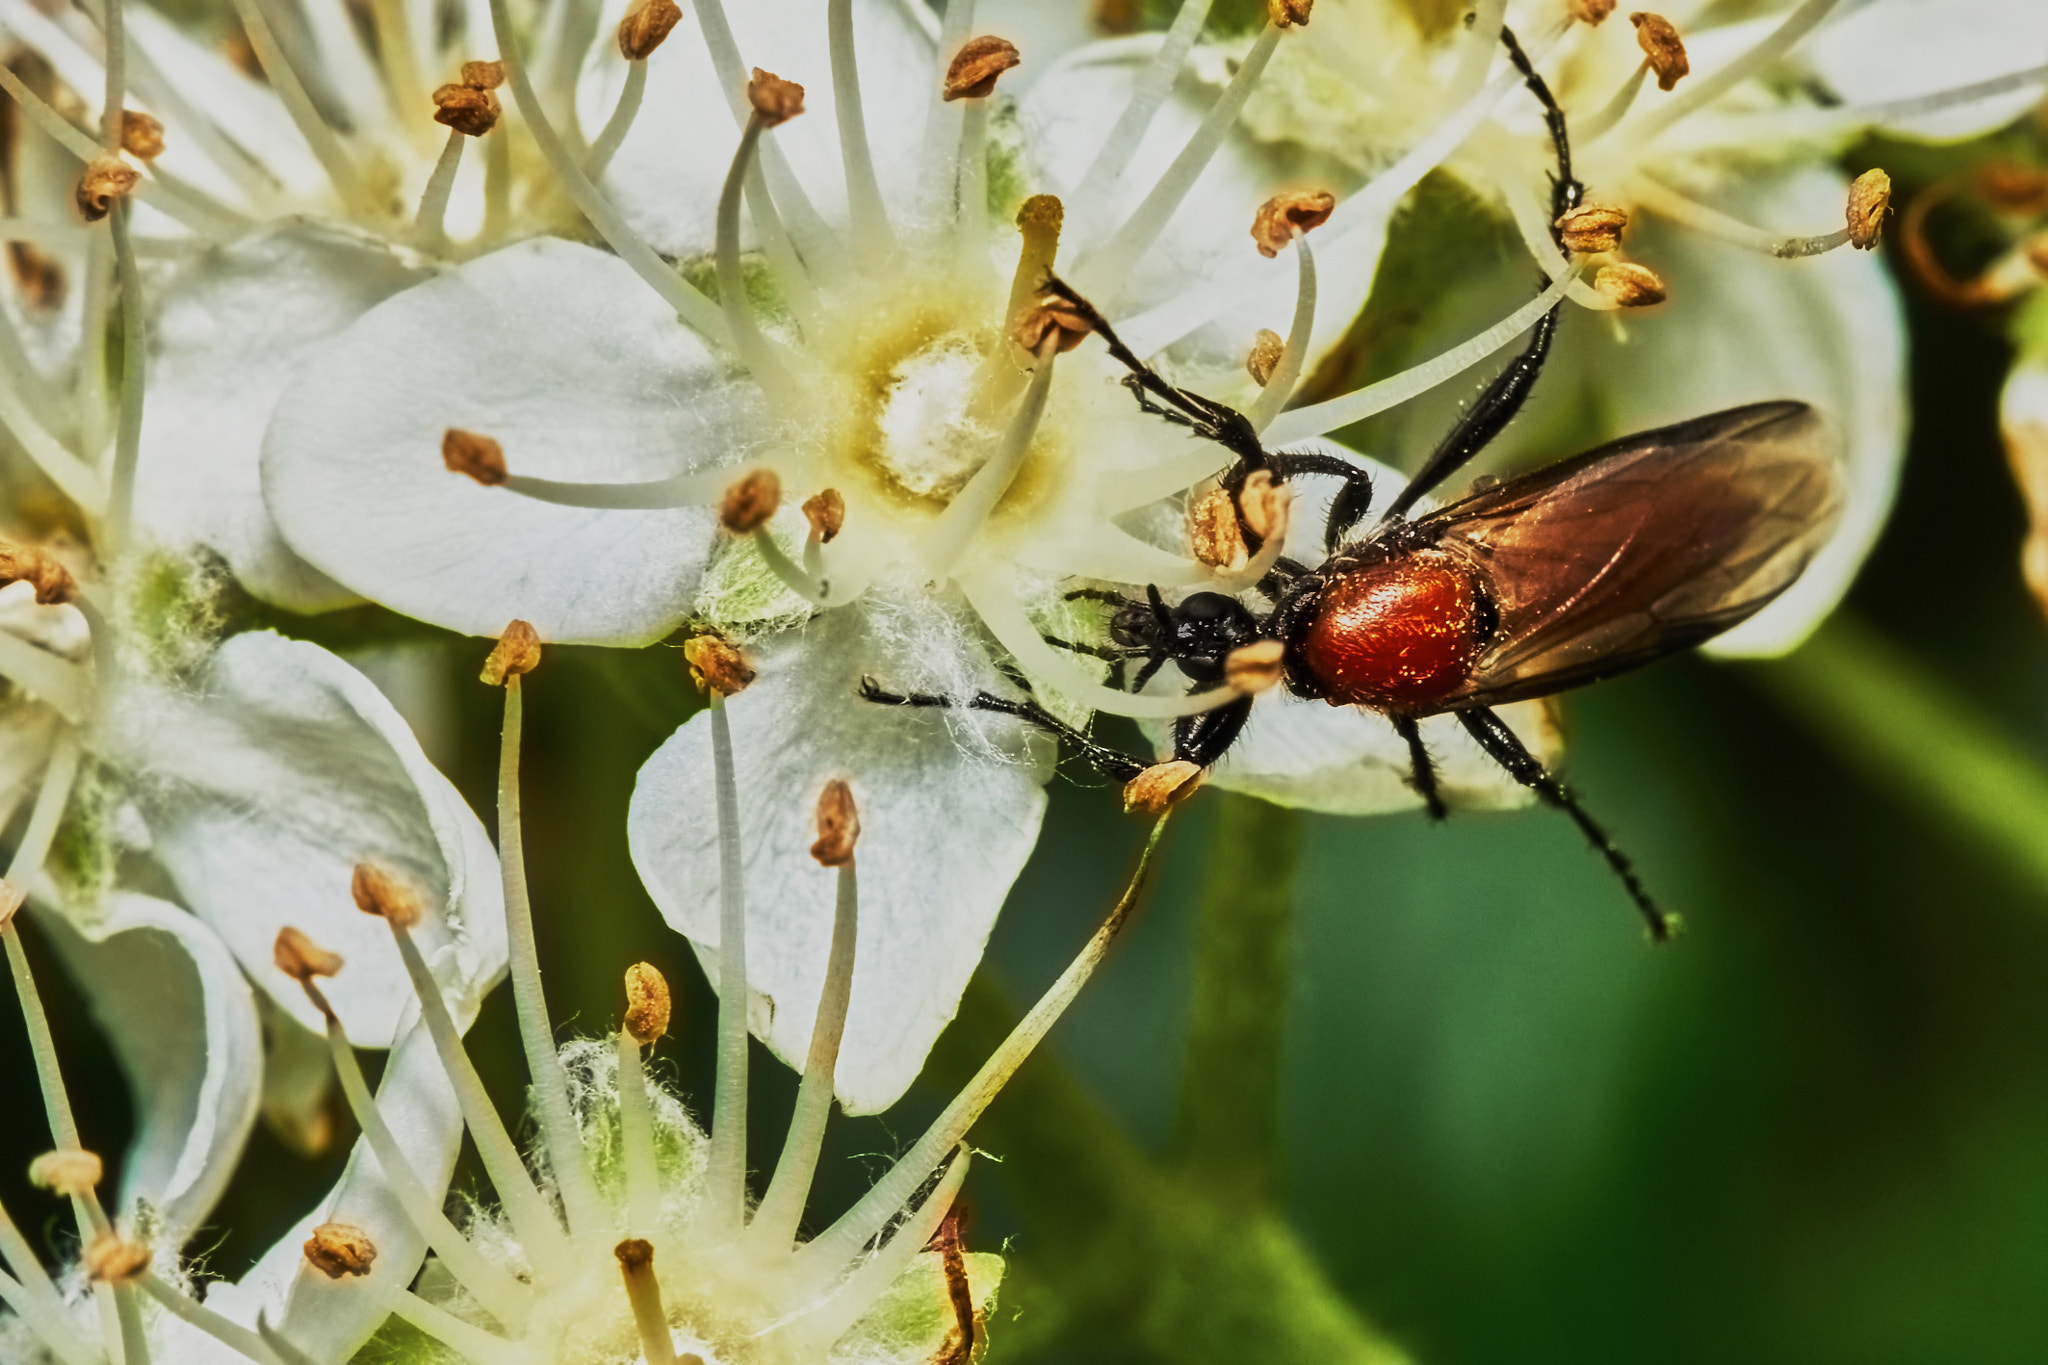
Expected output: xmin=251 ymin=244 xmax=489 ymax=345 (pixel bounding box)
xmin=1130 ymin=653 xmax=1170 ymax=693
xmin=1454 ymin=707 xmax=1679 ymax=943
xmin=1064 ymin=587 xmax=1132 ymax=607
xmin=1390 ymin=715 xmax=1448 ymax=821
xmin=1173 ymin=693 xmax=1254 ymax=768
xmin=860 ymin=677 xmax=1149 ymax=781
xmin=1246 ymin=448 xmax=1378 ymax=551
xmin=1500 ymin=24 xmax=1585 ymax=226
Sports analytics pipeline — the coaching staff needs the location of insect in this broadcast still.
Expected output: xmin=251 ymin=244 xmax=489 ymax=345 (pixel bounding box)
xmin=865 ymin=29 xmax=1844 ymax=939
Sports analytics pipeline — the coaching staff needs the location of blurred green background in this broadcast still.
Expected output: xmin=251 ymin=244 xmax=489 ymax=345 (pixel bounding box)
xmin=8 ymin=160 xmax=2048 ymax=1365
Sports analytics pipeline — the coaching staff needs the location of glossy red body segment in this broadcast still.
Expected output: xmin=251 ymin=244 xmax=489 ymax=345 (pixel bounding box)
xmin=1299 ymin=551 xmax=1485 ymax=712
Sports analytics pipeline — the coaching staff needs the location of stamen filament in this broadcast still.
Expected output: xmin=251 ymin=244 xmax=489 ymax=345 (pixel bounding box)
xmin=1247 ymin=234 xmax=1316 ymax=433
xmin=1447 ymin=0 xmax=1509 ymax=105
xmin=615 ymin=1030 xmax=663 ymax=1236
xmin=498 ymin=677 xmax=609 ymax=1238
xmin=705 ymin=695 xmax=749 ymax=1240
xmin=254 ymin=1315 xmax=322 ymax=1365
xmin=483 ymin=124 xmax=511 ymax=242
xmin=583 ymin=60 xmax=648 ymax=181
xmin=1068 ymin=0 xmax=1214 ymax=234
xmin=368 ymin=0 xmax=425 ymax=116
xmin=752 ymin=528 xmax=831 ymax=605
xmin=390 ymin=1290 xmax=515 ymax=1364
xmin=0 ymin=1203 xmax=99 ymax=1365
xmin=98 ymin=0 xmax=127 ymax=151
xmin=503 ymin=470 xmax=733 ymax=509
xmin=0 ymin=62 xmax=101 ymax=161
xmin=5 ymin=741 xmax=87 ymax=1149
xmin=487 ymin=0 xmax=731 ymax=345
xmin=1577 ymin=59 xmax=1649 ymax=142
xmin=414 ymin=131 xmax=466 ymax=251
xmin=749 ymin=858 xmax=858 ymax=1251
xmin=954 ymin=98 xmax=990 ymax=255
xmin=829 ymin=0 xmax=896 ymax=256
xmin=111 ymin=1286 xmax=150 ymax=1365
xmin=913 ymin=0 xmax=975 ymax=227
xmin=785 ymin=1148 xmax=970 ymax=1347
xmin=615 ymin=1241 xmax=679 ymax=1365
xmin=319 ymin=1014 xmax=532 ymax=1326
xmin=1701 ymin=62 xmax=2048 ymax=148
xmin=1076 ymin=23 xmax=1283 ymax=302
xmin=718 ymin=118 xmax=802 ymax=400
xmin=1628 ymin=0 xmax=1843 ymax=143
xmin=0 ymin=623 xmax=92 ymax=723
xmin=1627 ymin=174 xmax=1850 ymax=258
xmin=138 ymin=1274 xmax=287 ymax=1365
xmin=922 ymin=349 xmax=1057 ymax=578
xmin=798 ymin=811 xmax=1174 ymax=1273
xmin=384 ymin=921 xmax=578 ymax=1279
xmin=1263 ymin=269 xmax=1578 ymax=445
xmin=105 ymin=200 xmax=146 ymax=555
xmin=76 ymin=234 xmax=112 ymax=463
xmin=224 ymin=0 xmax=368 ymax=206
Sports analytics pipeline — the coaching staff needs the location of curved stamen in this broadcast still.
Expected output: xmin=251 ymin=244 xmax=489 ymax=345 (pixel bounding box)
xmin=784 ymin=1148 xmax=969 ymax=1346
xmin=1627 ymin=174 xmax=1850 ymax=258
xmin=0 ymin=1203 xmax=99 ymax=1365
xmin=389 ymin=1291 xmax=518 ymax=1362
xmin=752 ymin=528 xmax=831 ymax=606
xmin=138 ymin=1274 xmax=289 ymax=1365
xmin=718 ymin=116 xmax=803 ymax=400
xmin=704 ymin=696 xmax=750 ymax=1242
xmin=0 ymin=611 xmax=92 ymax=721
xmin=0 ymin=371 xmax=103 ymax=518
xmin=105 ymin=201 xmax=146 ymax=554
xmin=1699 ymin=61 xmax=2048 ymax=149
xmin=954 ymin=96 xmax=990 ymax=255
xmin=98 ymin=0 xmax=126 ymax=151
xmin=1577 ymin=59 xmax=1650 ymax=142
xmin=830 ymin=0 xmax=896 ymax=256
xmin=1068 ymin=0 xmax=1215 ymax=234
xmin=913 ymin=0 xmax=976 ymax=228
xmin=1247 ymin=233 xmax=1317 ymax=433
xmin=224 ymin=0 xmax=367 ymax=206
xmin=503 ymin=470 xmax=734 ymax=510
xmin=1626 ymin=0 xmax=1843 ymax=143
xmin=583 ymin=60 xmax=648 ymax=181
xmin=921 ymin=348 xmax=1058 ymax=578
xmin=368 ymin=0 xmax=425 ymax=115
xmin=414 ymin=130 xmax=467 ymax=251
xmin=1447 ymin=0 xmax=1509 ymax=105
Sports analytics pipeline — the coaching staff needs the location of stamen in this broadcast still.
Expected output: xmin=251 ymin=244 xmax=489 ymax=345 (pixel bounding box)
xmin=618 ymin=0 xmax=684 ymax=60
xmin=104 ymin=199 xmax=146 ymax=554
xmin=483 ymin=118 xmax=511 ymax=241
xmin=1068 ymin=0 xmax=1213 ymax=234
xmin=782 ymin=1148 xmax=970 ymax=1348
xmin=752 ymin=530 xmax=832 ymax=606
xmin=1448 ymin=0 xmax=1509 ymax=105
xmin=749 ymin=784 xmax=860 ymax=1249
xmin=797 ymin=809 xmax=1176 ymax=1273
xmin=1846 ymin=168 xmax=1892 ymax=251
xmin=1627 ymin=0 xmax=1840 ymax=142
xmin=1076 ymin=22 xmax=1285 ymax=302
xmin=954 ymin=96 xmax=990 ymax=255
xmin=684 ymin=631 xmax=756 ymax=697
xmin=0 ymin=617 xmax=90 ymax=723
xmin=1576 ymin=59 xmax=1649 ymax=141
xmin=1556 ymin=202 xmax=1628 ymax=255
xmin=583 ymin=62 xmax=649 ymax=182
xmin=1124 ymin=759 xmax=1204 ymax=813
xmin=1628 ymin=12 xmax=1689 ymax=91
xmin=1592 ymin=260 xmax=1667 ymax=306
xmin=369 ymin=0 xmax=426 ymax=114
xmin=488 ymin=629 xmax=610 ymax=1239
xmin=502 ymin=470 xmax=738 ymax=509
xmin=913 ymin=1 xmax=979 ymax=229
xmin=704 ymin=695 xmax=750 ymax=1241
xmin=389 ymin=1290 xmax=519 ymax=1364
xmin=1263 ymin=268 xmax=1577 ymax=445
xmin=718 ymin=78 xmax=804 ymax=400
xmin=302 ymin=1224 xmax=376 ymax=1280
xmin=614 ymin=1240 xmax=680 ymax=1365
xmin=224 ymin=0 xmax=367 ymax=205
xmin=136 ymin=1275 xmax=287 ymax=1364
xmin=74 ymin=158 xmax=140 ymax=224
xmin=1626 ymin=174 xmax=1853 ymax=257
xmin=443 ymin=428 xmax=508 ymax=485
xmin=617 ymin=964 xmax=669 ymax=1235
xmin=1246 ymin=329 xmax=1284 ymax=387
xmin=919 ymin=344 xmax=1058 ymax=579
xmin=413 ymin=131 xmax=467 ymax=251
xmin=803 ymin=488 xmax=846 ymax=544
xmin=5 ymin=742 xmax=89 ymax=1149
xmin=255 ymin=1314 xmax=322 ymax=1365
xmin=486 ymin=0 xmax=729 ymax=344
xmin=1246 ymin=230 xmax=1318 ymax=433
xmin=830 ymin=0 xmax=898 ymax=256
xmin=0 ymin=1200 xmax=100 ymax=1365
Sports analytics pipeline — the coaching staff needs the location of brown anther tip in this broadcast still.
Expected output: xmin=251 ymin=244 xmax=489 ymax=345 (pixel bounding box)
xmin=747 ymin=68 xmax=805 ymax=126
xmin=1974 ymin=162 xmax=2048 ymax=216
xmin=1237 ymin=468 xmax=1288 ymax=542
xmin=1251 ymin=190 xmax=1336 ymax=258
xmin=432 ymin=82 xmax=502 ymax=137
xmin=482 ymin=619 xmax=543 ymax=686
xmin=351 ymin=863 xmax=423 ymax=930
xmin=683 ymin=632 xmax=756 ymax=698
xmin=442 ymin=428 xmax=508 ymax=485
xmin=1266 ymin=0 xmax=1313 ymax=27
xmin=1016 ymin=193 xmax=1064 ymax=235
xmin=1123 ymin=760 xmax=1203 ymax=815
xmin=83 ymin=1235 xmax=151 ymax=1285
xmin=460 ymin=59 xmax=507 ymax=90
xmin=810 ymin=779 xmax=861 ymax=867
xmin=1225 ymin=639 xmax=1286 ymax=694
xmin=0 ymin=542 xmax=77 ymax=604
xmin=1846 ymin=168 xmax=1892 ymax=251
xmin=1016 ymin=298 xmax=1090 ymax=354
xmin=1556 ymin=202 xmax=1628 ymax=255
xmin=802 ymin=488 xmax=846 ymax=544
xmin=615 ymin=1237 xmax=655 ymax=1274
xmin=1629 ymin=13 xmax=1688 ymax=90
xmin=720 ymin=468 xmax=782 ymax=534
xmin=1246 ymin=329 xmax=1285 ymax=388
xmin=1568 ymin=0 xmax=1616 ymax=23
xmin=1188 ymin=487 xmax=1248 ymax=572
xmin=75 ymin=156 xmax=140 ymax=224
xmin=29 ymin=1149 xmax=102 ymax=1196
xmin=274 ymin=927 xmax=344 ymax=983
xmin=617 ymin=0 xmax=682 ymax=60
xmin=304 ymin=1223 xmax=377 ymax=1279
xmin=623 ymin=962 xmax=671 ymax=1044
xmin=943 ymin=35 xmax=1021 ymax=101
xmin=0 ymin=879 xmax=22 ymax=930
xmin=1593 ymin=261 xmax=1668 ymax=307
xmin=120 ymin=110 xmax=165 ymax=161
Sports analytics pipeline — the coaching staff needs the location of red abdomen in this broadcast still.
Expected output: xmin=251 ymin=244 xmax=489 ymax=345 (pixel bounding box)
xmin=1299 ymin=552 xmax=1484 ymax=712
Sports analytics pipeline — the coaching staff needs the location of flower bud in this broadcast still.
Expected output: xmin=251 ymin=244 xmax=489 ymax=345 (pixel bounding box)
xmin=944 ymin=35 xmax=1021 ymax=101
xmin=684 ymin=632 xmax=756 ymax=697
xmin=810 ymin=779 xmax=861 ymax=867
xmin=29 ymin=1148 xmax=102 ymax=1196
xmin=1846 ymin=168 xmax=1891 ymax=251
xmin=623 ymin=962 xmax=671 ymax=1044
xmin=443 ymin=428 xmax=508 ymax=485
xmin=617 ymin=0 xmax=682 ymax=60
xmin=1123 ymin=760 xmax=1203 ymax=814
xmin=1225 ymin=639 xmax=1286 ymax=694
xmin=1556 ymin=202 xmax=1628 ymax=254
xmin=1630 ymin=13 xmax=1688 ymax=90
xmin=482 ymin=619 xmax=543 ymax=686
xmin=1594 ymin=261 xmax=1668 ymax=307
xmin=120 ymin=111 xmax=165 ymax=161
xmin=274 ymin=926 xmax=344 ymax=982
xmin=75 ymin=156 xmax=139 ymax=223
xmin=304 ymin=1223 xmax=377 ymax=1279
xmin=747 ymin=68 xmax=805 ymax=126
xmin=803 ymin=488 xmax=846 ymax=543
xmin=351 ymin=863 xmax=422 ymax=930
xmin=1250 ymin=189 xmax=1335 ymax=258
xmin=720 ymin=468 xmax=781 ymax=533
xmin=1246 ymin=329 xmax=1285 ymax=387
xmin=431 ymin=82 xmax=501 ymax=137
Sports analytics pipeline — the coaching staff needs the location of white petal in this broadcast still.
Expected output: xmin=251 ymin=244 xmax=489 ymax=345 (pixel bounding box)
xmin=30 ymin=891 xmax=261 ymax=1240
xmin=100 ymin=633 xmax=509 ymax=1044
xmin=1803 ymin=0 xmax=2048 ymax=141
xmin=629 ymin=588 xmax=1052 ymax=1114
xmin=263 ymin=238 xmax=747 ymax=644
xmin=137 ymin=226 xmax=427 ymax=611
xmin=592 ymin=0 xmax=937 ymax=253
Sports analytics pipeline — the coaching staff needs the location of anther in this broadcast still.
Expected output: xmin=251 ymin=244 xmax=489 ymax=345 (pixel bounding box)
xmin=0 ymin=879 xmax=22 ymax=930
xmin=1629 ymin=13 xmax=1689 ymax=91
xmin=442 ymin=428 xmax=508 ymax=485
xmin=432 ymin=83 xmax=501 ymax=138
xmin=618 ymin=0 xmax=683 ymax=59
xmin=1189 ymin=488 xmax=1248 ymax=571
xmin=1247 ymin=329 xmax=1285 ymax=387
xmin=720 ymin=469 xmax=781 ymax=534
xmin=83 ymin=1235 xmax=150 ymax=1284
xmin=1237 ymin=469 xmax=1288 ymax=542
xmin=1250 ymin=189 xmax=1336 ymax=258
xmin=1556 ymin=202 xmax=1628 ymax=254
xmin=351 ymin=863 xmax=423 ymax=930
xmin=802 ymin=489 xmax=845 ymax=543
xmin=482 ymin=619 xmax=543 ymax=686
xmin=29 ymin=1148 xmax=103 ymax=1196
xmin=303 ymin=1223 xmax=377 ymax=1279
xmin=747 ymin=68 xmax=805 ymax=127
xmin=1569 ymin=0 xmax=1616 ymax=22
xmin=461 ymin=60 xmax=506 ymax=89
xmin=1846 ymin=168 xmax=1892 ymax=251
xmin=1267 ymin=0 xmax=1313 ymax=26
xmin=274 ymin=927 xmax=344 ymax=983
xmin=683 ymin=632 xmax=756 ymax=698
xmin=75 ymin=156 xmax=139 ymax=223
xmin=1123 ymin=760 xmax=1203 ymax=815
xmin=1016 ymin=296 xmax=1090 ymax=353
xmin=1593 ymin=261 xmax=1668 ymax=307
xmin=943 ymin=36 xmax=1022 ymax=101
xmin=1225 ymin=640 xmax=1286 ymax=694
xmin=120 ymin=111 xmax=165 ymax=161
xmin=810 ymin=779 xmax=860 ymax=867
xmin=624 ymin=963 xmax=671 ymax=1044
xmin=0 ymin=541 xmax=76 ymax=604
